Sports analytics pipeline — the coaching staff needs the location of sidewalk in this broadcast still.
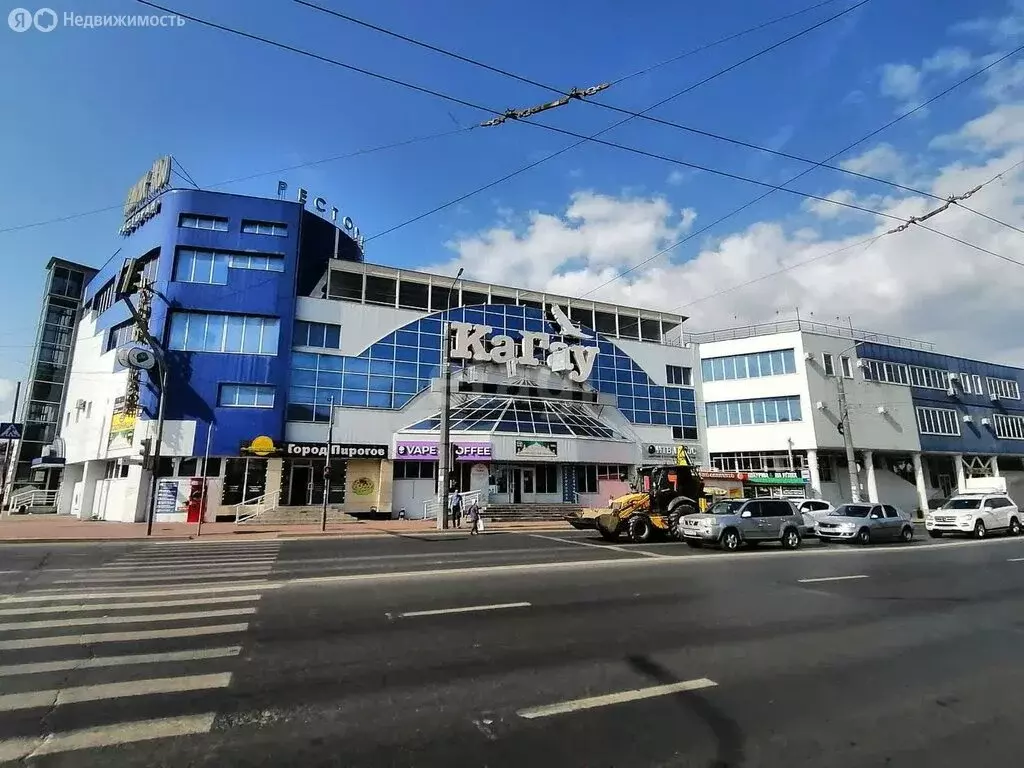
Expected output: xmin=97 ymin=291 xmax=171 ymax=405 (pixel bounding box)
xmin=0 ymin=515 xmax=574 ymax=543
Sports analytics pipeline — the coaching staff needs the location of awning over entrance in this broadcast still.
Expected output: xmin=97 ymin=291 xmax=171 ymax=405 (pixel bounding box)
xmin=406 ymin=395 xmax=623 ymax=439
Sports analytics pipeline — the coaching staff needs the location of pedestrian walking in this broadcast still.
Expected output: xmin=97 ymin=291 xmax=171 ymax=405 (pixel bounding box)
xmin=467 ymin=499 xmax=482 ymax=535
xmin=450 ymin=490 xmax=463 ymax=528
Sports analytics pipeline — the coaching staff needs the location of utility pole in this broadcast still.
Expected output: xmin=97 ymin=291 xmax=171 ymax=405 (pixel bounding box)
xmin=321 ymin=395 xmax=335 ymax=533
xmin=836 ymin=374 xmax=860 ymax=503
xmin=436 ymin=267 xmax=463 ymax=530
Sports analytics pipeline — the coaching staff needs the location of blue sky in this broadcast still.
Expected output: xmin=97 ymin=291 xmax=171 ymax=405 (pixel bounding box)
xmin=1 ymin=0 xmax=1022 ymax=398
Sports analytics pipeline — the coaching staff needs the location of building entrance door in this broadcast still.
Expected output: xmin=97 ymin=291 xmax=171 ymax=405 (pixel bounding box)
xmin=288 ymin=464 xmax=313 ymax=506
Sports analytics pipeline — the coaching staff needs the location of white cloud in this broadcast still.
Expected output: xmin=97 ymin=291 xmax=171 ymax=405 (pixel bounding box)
xmin=952 ymin=0 xmax=1024 ymax=44
xmin=426 ymin=100 xmax=1024 ymax=366
xmin=932 ymin=103 xmax=1024 ymax=151
xmin=923 ymin=47 xmax=974 ymax=74
xmin=879 ymin=63 xmax=922 ymax=107
xmin=666 ymin=169 xmax=689 ymax=186
xmin=840 ymin=143 xmax=908 ymax=179
xmin=0 ymin=380 xmax=18 ymax=426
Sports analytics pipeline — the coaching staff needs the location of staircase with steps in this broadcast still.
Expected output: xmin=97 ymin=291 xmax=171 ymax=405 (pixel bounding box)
xmin=230 ymin=506 xmax=360 ymax=525
xmin=481 ymin=503 xmax=583 ymax=523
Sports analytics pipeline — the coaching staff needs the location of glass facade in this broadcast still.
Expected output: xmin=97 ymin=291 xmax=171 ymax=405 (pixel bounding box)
xmin=407 ymin=396 xmax=620 ymax=438
xmin=705 ymin=396 xmax=803 ymax=427
xmin=701 ymin=349 xmax=796 ymax=382
xmin=285 ymin=304 xmax=698 ymax=431
xmin=173 ymin=248 xmax=284 ymax=285
xmin=168 ymin=312 xmax=280 ymax=355
xmin=218 ymin=384 xmax=275 ymax=408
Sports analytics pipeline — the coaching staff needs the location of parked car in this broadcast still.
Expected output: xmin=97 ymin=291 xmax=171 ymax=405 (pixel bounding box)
xmin=924 ymin=493 xmax=1022 ymax=539
xmin=787 ymin=497 xmax=836 ymax=537
xmin=679 ymin=498 xmax=803 ymax=551
xmin=816 ymin=503 xmax=915 ymax=545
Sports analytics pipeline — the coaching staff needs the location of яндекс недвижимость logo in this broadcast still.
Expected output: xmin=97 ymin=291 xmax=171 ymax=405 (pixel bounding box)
xmin=8 ymin=7 xmax=57 ymax=32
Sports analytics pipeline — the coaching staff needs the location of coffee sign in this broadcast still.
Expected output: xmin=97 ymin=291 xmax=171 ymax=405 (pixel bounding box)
xmin=395 ymin=441 xmax=492 ymax=462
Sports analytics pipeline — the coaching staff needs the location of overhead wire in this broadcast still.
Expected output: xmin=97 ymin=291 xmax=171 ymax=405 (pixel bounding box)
xmin=296 ymin=0 xmax=1024 ymax=240
xmin=0 ymin=127 xmax=470 ymax=236
xmin=135 ymin=0 xmax=1022 ymax=275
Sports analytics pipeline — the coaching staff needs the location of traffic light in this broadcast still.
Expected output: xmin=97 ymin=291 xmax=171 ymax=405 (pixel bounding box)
xmin=139 ymin=437 xmax=153 ymax=470
xmin=837 ymin=422 xmax=845 ymax=435
xmin=115 ymin=257 xmax=146 ymax=300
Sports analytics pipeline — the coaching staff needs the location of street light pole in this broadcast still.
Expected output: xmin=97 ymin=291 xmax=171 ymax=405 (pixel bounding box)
xmin=833 ymin=341 xmax=861 ymax=503
xmin=436 ymin=267 xmax=463 ymax=531
xmin=145 ymin=361 xmax=168 ymax=537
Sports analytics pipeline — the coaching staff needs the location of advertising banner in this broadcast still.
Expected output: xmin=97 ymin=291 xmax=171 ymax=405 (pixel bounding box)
xmin=107 ymin=398 xmax=136 ymax=451
xmin=394 ymin=441 xmax=492 ymax=462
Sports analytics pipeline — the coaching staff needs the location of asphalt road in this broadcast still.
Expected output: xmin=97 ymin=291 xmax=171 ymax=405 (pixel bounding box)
xmin=2 ymin=529 xmax=1024 ymax=766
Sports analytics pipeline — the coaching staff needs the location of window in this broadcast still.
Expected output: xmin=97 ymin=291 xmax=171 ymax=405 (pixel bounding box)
xmin=863 ymin=360 xmax=910 ymax=385
xmin=575 ymin=465 xmax=599 ymax=494
xmin=594 ymin=311 xmax=617 ymax=335
xmin=179 ymin=214 xmax=228 ymax=231
xmin=916 ymin=406 xmax=960 ymax=436
xmin=92 ymin=280 xmax=115 ymax=315
xmin=104 ymin=461 xmax=130 ymax=479
xmin=818 ymin=455 xmax=833 ymax=482
xmin=597 ymin=465 xmax=628 ymax=480
xmin=535 ymin=464 xmax=558 ymax=494
xmin=329 ymin=270 xmax=364 ymax=301
xmin=973 ymin=374 xmax=983 ymax=394
xmin=618 ymin=314 xmax=640 ymax=340
xmin=168 ymin=312 xmax=280 ymax=355
xmin=822 ymin=353 xmax=835 ymax=376
xmin=293 ymin=321 xmax=341 ymax=350
xmin=705 ymin=396 xmax=802 ymax=426
xmin=398 ymin=280 xmax=429 ymax=310
xmin=365 ymin=275 xmax=397 ymax=306
xmin=394 ymin=461 xmax=435 ymax=480
xmin=640 ymin=318 xmax=661 ymax=343
xmin=666 ymin=365 xmax=692 ymax=386
xmin=987 ymin=376 xmax=1021 ymax=400
xmin=994 ymin=414 xmax=1024 ymax=440
xmin=241 ymin=220 xmax=287 ymax=236
xmin=105 ymin=322 xmax=136 ymax=352
xmin=883 ymin=505 xmax=899 ymax=518
xmin=959 ymin=373 xmax=973 ymax=394
xmin=840 ymin=356 xmax=853 ymax=378
xmin=218 ymin=384 xmax=275 ymax=408
xmin=174 ymin=248 xmax=284 ymax=284
xmin=672 ymin=426 xmax=699 ymax=440
xmin=700 ymin=349 xmax=795 ymax=381
xmin=908 ymin=365 xmax=950 ymax=391
xmin=761 ymin=500 xmax=792 ymax=517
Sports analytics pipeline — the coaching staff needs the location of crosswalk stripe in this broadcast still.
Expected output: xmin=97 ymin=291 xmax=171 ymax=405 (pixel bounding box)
xmin=0 ymin=646 xmax=243 ymax=677
xmin=0 ymin=673 xmax=232 ymax=713
xmin=0 ymin=595 xmax=261 ymax=616
xmin=134 ymin=544 xmax=281 ymax=552
xmin=0 ymin=583 xmax=282 ymax=602
xmin=0 ymin=607 xmax=257 ymax=632
xmin=0 ymin=623 xmax=249 ymax=650
xmin=0 ymin=712 xmax=217 ymax=761
xmin=100 ymin=561 xmax=280 ymax=573
xmin=53 ymin=569 xmax=275 ymax=585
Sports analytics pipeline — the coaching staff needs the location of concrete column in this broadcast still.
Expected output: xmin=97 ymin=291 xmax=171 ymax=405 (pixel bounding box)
xmin=864 ymin=450 xmax=879 ymax=503
xmin=912 ymin=453 xmax=928 ymax=517
xmin=78 ymin=460 xmax=106 ymax=521
xmin=991 ymin=456 xmax=1001 ymax=478
xmin=954 ymin=454 xmax=966 ymax=493
xmin=806 ymin=449 xmax=822 ymax=497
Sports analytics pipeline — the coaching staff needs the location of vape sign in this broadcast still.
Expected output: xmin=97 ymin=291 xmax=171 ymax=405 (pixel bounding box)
xmin=394 ymin=441 xmax=492 ymax=462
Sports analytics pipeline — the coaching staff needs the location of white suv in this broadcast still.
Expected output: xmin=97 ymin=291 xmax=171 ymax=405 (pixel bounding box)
xmin=925 ymin=493 xmax=1022 ymax=539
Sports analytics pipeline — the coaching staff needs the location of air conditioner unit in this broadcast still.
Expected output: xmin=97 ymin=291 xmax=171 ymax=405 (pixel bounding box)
xmin=815 ymin=401 xmax=825 ymax=410
xmin=947 ymin=387 xmax=957 ymax=397
xmin=855 ymin=359 xmax=867 ymax=368
xmin=877 ymin=406 xmax=888 ymax=415
xmin=962 ymin=414 xmax=974 ymax=423
xmin=75 ymin=399 xmax=86 ymax=410
xmin=948 ymin=372 xmax=960 ymax=381
xmin=990 ymin=392 xmax=1000 ymax=402
xmin=981 ymin=417 xmax=992 ymax=427
xmin=803 ymin=352 xmax=814 ymax=361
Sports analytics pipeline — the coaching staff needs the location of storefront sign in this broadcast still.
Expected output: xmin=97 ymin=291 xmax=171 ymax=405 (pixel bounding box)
xmin=394 ymin=441 xmax=492 ymax=462
xmin=746 ymin=471 xmax=806 ymax=486
xmin=646 ymin=444 xmax=700 ymax=464
xmin=107 ymin=399 xmax=136 ymax=451
xmin=515 ymin=440 xmax=558 ymax=459
xmin=698 ymin=470 xmax=748 ymax=481
xmin=276 ymin=181 xmax=364 ymax=248
xmin=449 ymin=312 xmax=599 ymax=382
xmin=285 ymin=442 xmax=389 ymax=459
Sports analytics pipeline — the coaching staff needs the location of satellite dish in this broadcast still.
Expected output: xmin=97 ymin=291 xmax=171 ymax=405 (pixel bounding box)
xmin=117 ymin=345 xmax=157 ymax=370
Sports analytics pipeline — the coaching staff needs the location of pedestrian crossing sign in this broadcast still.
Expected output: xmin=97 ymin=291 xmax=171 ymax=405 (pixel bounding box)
xmin=0 ymin=422 xmax=22 ymax=440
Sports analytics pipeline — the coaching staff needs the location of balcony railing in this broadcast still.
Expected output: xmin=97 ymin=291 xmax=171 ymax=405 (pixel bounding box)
xmin=681 ymin=319 xmax=935 ymax=352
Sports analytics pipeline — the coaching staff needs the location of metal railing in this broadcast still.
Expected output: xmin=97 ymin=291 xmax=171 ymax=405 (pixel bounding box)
xmin=681 ymin=319 xmax=935 ymax=352
xmin=232 ymin=494 xmax=276 ymax=524
xmin=422 ymin=490 xmax=485 ymax=521
xmin=8 ymin=489 xmax=59 ymax=511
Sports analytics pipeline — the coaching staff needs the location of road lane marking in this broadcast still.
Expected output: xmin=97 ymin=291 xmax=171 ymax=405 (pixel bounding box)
xmin=1007 ymin=557 xmax=1024 ymax=562
xmin=797 ymin=574 xmax=869 ymax=583
xmin=393 ymin=602 xmax=531 ymax=619
xmin=0 ymin=673 xmax=232 ymax=712
xmin=0 ymin=647 xmax=242 ymax=677
xmin=517 ymin=678 xmax=718 ymax=719
xmin=54 ymin=569 xmax=275 ymax=584
xmin=0 ymin=623 xmax=249 ymax=650
xmin=0 ymin=595 xmax=261 ymax=616
xmin=0 ymin=583 xmax=283 ymax=602
xmin=101 ymin=558 xmax=279 ymax=568
xmin=531 ymin=534 xmax=665 ymax=558
xmin=0 ymin=713 xmax=217 ymax=762
xmin=0 ymin=607 xmax=256 ymax=632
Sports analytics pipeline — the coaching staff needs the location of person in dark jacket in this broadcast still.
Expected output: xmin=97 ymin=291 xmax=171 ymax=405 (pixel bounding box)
xmin=467 ymin=500 xmax=481 ymax=535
